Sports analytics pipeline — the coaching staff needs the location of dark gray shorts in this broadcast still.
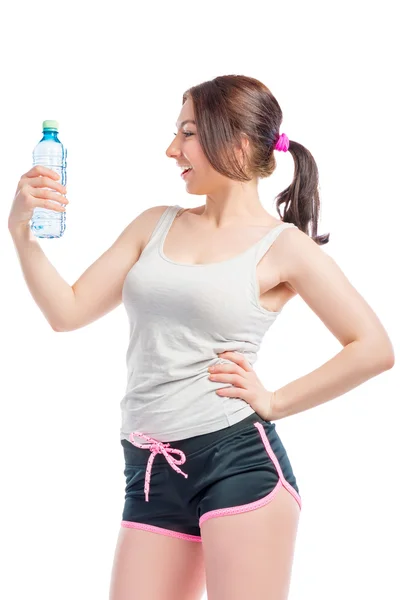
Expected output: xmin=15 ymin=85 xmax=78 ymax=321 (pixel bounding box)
xmin=120 ymin=412 xmax=301 ymax=542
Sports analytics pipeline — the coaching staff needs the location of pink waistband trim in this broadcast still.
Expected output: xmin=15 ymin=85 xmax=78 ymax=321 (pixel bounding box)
xmin=128 ymin=431 xmax=188 ymax=501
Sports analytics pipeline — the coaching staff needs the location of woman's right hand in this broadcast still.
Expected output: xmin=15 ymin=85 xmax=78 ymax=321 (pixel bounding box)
xmin=8 ymin=165 xmax=69 ymax=234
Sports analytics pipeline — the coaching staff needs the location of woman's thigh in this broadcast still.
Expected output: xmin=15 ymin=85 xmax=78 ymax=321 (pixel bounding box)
xmin=201 ymin=484 xmax=300 ymax=600
xmin=109 ymin=525 xmax=206 ymax=600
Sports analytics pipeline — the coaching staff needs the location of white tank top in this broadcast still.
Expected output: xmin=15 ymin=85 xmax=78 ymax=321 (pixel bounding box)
xmin=120 ymin=205 xmax=297 ymax=443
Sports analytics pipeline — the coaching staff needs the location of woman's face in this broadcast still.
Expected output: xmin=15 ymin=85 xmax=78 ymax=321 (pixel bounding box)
xmin=165 ymin=96 xmax=229 ymax=196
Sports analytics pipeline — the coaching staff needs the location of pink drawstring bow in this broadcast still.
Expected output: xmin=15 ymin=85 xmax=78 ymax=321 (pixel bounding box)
xmin=128 ymin=431 xmax=189 ymax=502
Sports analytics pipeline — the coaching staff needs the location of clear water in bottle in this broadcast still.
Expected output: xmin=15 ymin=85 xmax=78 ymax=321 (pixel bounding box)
xmin=31 ymin=120 xmax=68 ymax=238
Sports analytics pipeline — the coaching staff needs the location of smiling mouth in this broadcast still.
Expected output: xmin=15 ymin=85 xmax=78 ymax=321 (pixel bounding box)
xmin=181 ymin=167 xmax=193 ymax=179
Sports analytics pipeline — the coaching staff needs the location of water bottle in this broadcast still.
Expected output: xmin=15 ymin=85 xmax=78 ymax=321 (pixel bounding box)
xmin=31 ymin=120 xmax=68 ymax=238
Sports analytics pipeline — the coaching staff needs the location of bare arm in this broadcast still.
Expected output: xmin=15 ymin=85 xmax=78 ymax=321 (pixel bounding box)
xmin=269 ymin=228 xmax=395 ymax=420
xmin=9 ymin=205 xmax=169 ymax=332
xmin=9 ymin=224 xmax=76 ymax=330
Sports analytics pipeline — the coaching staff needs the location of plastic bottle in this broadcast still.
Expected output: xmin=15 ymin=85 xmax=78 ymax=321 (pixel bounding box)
xmin=31 ymin=120 xmax=68 ymax=238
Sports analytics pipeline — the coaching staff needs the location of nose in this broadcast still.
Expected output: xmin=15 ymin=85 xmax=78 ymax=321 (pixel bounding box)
xmin=165 ymin=136 xmax=181 ymax=159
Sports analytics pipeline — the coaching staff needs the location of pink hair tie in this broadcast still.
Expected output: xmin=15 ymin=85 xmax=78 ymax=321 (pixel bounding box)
xmin=274 ymin=132 xmax=290 ymax=152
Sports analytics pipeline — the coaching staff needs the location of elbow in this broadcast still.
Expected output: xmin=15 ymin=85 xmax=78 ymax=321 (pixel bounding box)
xmin=377 ymin=340 xmax=395 ymax=370
xmin=381 ymin=352 xmax=395 ymax=371
xmin=360 ymin=339 xmax=395 ymax=372
xmin=51 ymin=323 xmax=68 ymax=333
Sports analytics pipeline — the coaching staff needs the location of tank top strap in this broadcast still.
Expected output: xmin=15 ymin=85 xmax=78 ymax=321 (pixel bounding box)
xmin=254 ymin=222 xmax=298 ymax=264
xmin=146 ymin=204 xmax=183 ymax=248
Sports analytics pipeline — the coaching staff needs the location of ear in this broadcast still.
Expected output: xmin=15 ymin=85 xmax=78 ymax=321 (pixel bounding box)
xmin=234 ymin=133 xmax=252 ymax=174
xmin=233 ymin=133 xmax=250 ymax=152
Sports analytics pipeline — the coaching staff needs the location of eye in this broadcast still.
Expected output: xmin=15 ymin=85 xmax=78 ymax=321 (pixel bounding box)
xmin=173 ymin=131 xmax=194 ymax=138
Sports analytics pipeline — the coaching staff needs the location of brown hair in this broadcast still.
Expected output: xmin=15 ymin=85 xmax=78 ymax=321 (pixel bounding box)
xmin=182 ymin=75 xmax=330 ymax=245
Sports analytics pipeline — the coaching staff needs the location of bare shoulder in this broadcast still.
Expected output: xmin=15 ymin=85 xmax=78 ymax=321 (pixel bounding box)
xmin=272 ymin=226 xmax=394 ymax=356
xmin=135 ymin=204 xmax=170 ymax=253
xmin=105 ymin=204 xmax=170 ymax=260
xmin=270 ymin=226 xmax=319 ymax=290
xmin=272 ymin=225 xmax=330 ymax=284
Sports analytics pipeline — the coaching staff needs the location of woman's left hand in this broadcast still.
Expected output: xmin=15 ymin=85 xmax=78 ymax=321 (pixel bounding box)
xmin=209 ymin=351 xmax=275 ymax=421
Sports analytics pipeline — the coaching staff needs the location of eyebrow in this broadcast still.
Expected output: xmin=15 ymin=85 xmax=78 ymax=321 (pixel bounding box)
xmin=175 ymin=119 xmax=196 ymax=128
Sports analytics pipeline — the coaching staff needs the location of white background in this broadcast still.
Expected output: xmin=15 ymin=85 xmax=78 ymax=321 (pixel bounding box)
xmin=1 ymin=1 xmax=399 ymax=598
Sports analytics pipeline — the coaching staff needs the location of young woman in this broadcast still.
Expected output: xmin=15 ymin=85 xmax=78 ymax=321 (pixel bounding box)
xmin=9 ymin=75 xmax=395 ymax=600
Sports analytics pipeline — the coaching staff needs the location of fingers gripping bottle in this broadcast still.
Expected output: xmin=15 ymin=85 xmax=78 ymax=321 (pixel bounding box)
xmin=31 ymin=120 xmax=68 ymax=238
